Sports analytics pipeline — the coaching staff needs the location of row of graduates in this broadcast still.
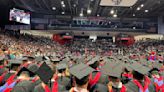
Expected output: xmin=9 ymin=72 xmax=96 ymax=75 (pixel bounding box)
xmin=0 ymin=55 xmax=163 ymax=92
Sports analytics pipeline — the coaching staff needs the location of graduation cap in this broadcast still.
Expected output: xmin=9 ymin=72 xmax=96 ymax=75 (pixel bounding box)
xmin=27 ymin=63 xmax=39 ymax=74
xmin=87 ymin=56 xmax=100 ymax=65
xmin=69 ymin=63 xmax=94 ymax=80
xmin=59 ymin=59 xmax=69 ymax=65
xmin=43 ymin=56 xmax=50 ymax=61
xmin=23 ymin=55 xmax=35 ymax=61
xmin=9 ymin=59 xmax=22 ymax=70
xmin=35 ymin=56 xmax=43 ymax=62
xmin=51 ymin=58 xmax=60 ymax=63
xmin=17 ymin=67 xmax=35 ymax=77
xmin=20 ymin=57 xmax=28 ymax=61
xmin=117 ymin=55 xmax=123 ymax=60
xmin=56 ymin=63 xmax=67 ymax=70
xmin=101 ymin=62 xmax=123 ymax=78
xmin=36 ymin=62 xmax=54 ymax=84
xmin=149 ymin=68 xmax=159 ymax=74
xmin=124 ymin=63 xmax=133 ymax=71
xmin=128 ymin=62 xmax=151 ymax=75
xmin=87 ymin=56 xmax=93 ymax=62
xmin=153 ymin=62 xmax=163 ymax=70
xmin=75 ymin=57 xmax=84 ymax=64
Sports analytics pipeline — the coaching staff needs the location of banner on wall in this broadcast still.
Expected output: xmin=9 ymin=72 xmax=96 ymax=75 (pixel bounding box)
xmin=53 ymin=34 xmax=72 ymax=45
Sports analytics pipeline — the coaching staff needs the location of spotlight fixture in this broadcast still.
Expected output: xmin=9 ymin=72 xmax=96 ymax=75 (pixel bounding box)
xmin=110 ymin=10 xmax=114 ymax=14
xmin=73 ymin=4 xmax=76 ymax=7
xmin=62 ymin=12 xmax=65 ymax=14
xmin=141 ymin=4 xmax=144 ymax=7
xmin=80 ymin=13 xmax=83 ymax=17
xmin=97 ymin=14 xmax=100 ymax=17
xmin=145 ymin=10 xmax=149 ymax=12
xmin=62 ymin=4 xmax=65 ymax=7
xmin=113 ymin=14 xmax=117 ymax=18
xmin=52 ymin=7 xmax=56 ymax=10
xmin=87 ymin=9 xmax=92 ymax=14
xmin=137 ymin=7 xmax=140 ymax=11
xmin=61 ymin=1 xmax=64 ymax=5
xmin=80 ymin=8 xmax=84 ymax=17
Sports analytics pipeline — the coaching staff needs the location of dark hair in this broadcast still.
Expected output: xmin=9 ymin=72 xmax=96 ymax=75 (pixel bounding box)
xmin=58 ymin=69 xmax=66 ymax=73
xmin=0 ymin=60 xmax=4 ymax=65
xmin=109 ymin=76 xmax=119 ymax=82
xmin=123 ymin=68 xmax=129 ymax=73
xmin=132 ymin=71 xmax=144 ymax=80
xmin=90 ymin=61 xmax=99 ymax=69
xmin=75 ymin=75 xmax=89 ymax=86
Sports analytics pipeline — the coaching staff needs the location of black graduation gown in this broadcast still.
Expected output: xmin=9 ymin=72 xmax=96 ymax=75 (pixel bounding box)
xmin=11 ymin=80 xmax=35 ymax=92
xmin=57 ymin=76 xmax=71 ymax=90
xmin=91 ymin=71 xmax=109 ymax=85
xmin=33 ymin=84 xmax=44 ymax=92
xmin=32 ymin=79 xmax=42 ymax=87
xmin=125 ymin=80 xmax=155 ymax=92
xmin=33 ymin=82 xmax=67 ymax=92
xmin=111 ymin=87 xmax=122 ymax=92
xmin=0 ymin=68 xmax=6 ymax=75
xmin=90 ymin=83 xmax=108 ymax=92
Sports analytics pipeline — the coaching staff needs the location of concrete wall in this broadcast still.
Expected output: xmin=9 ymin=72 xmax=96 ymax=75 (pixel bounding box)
xmin=21 ymin=30 xmax=147 ymax=37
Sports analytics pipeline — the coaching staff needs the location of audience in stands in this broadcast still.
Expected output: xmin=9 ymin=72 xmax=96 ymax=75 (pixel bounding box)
xmin=0 ymin=30 xmax=163 ymax=92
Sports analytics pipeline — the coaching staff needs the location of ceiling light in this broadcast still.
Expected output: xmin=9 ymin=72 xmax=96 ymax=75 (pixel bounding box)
xmin=52 ymin=7 xmax=56 ymax=10
xmin=113 ymin=14 xmax=117 ymax=18
xmin=87 ymin=9 xmax=92 ymax=14
xmin=91 ymin=0 xmax=94 ymax=1
xmin=73 ymin=4 xmax=76 ymax=7
xmin=61 ymin=1 xmax=64 ymax=5
xmin=62 ymin=4 xmax=65 ymax=7
xmin=145 ymin=10 xmax=149 ymax=12
xmin=137 ymin=7 xmax=140 ymax=11
xmin=97 ymin=14 xmax=100 ymax=17
xmin=141 ymin=4 xmax=144 ymax=7
xmin=133 ymin=27 xmax=136 ymax=29
xmin=62 ymin=12 xmax=65 ymax=14
xmin=110 ymin=10 xmax=114 ymax=14
xmin=80 ymin=13 xmax=84 ymax=17
xmin=133 ymin=14 xmax=135 ymax=16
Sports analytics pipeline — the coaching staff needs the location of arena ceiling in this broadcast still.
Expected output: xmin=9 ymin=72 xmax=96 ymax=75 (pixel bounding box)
xmin=0 ymin=0 xmax=164 ymax=18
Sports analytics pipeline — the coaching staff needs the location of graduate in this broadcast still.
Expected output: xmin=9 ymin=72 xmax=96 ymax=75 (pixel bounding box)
xmin=33 ymin=62 xmax=67 ymax=92
xmin=1 ymin=59 xmax=22 ymax=86
xmin=125 ymin=62 xmax=156 ymax=92
xmin=56 ymin=63 xmax=71 ymax=90
xmin=87 ymin=57 xmax=108 ymax=89
xmin=69 ymin=63 xmax=94 ymax=92
xmin=34 ymin=62 xmax=54 ymax=92
xmin=100 ymin=62 xmax=126 ymax=92
xmin=149 ymin=68 xmax=164 ymax=92
xmin=11 ymin=67 xmax=35 ymax=92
